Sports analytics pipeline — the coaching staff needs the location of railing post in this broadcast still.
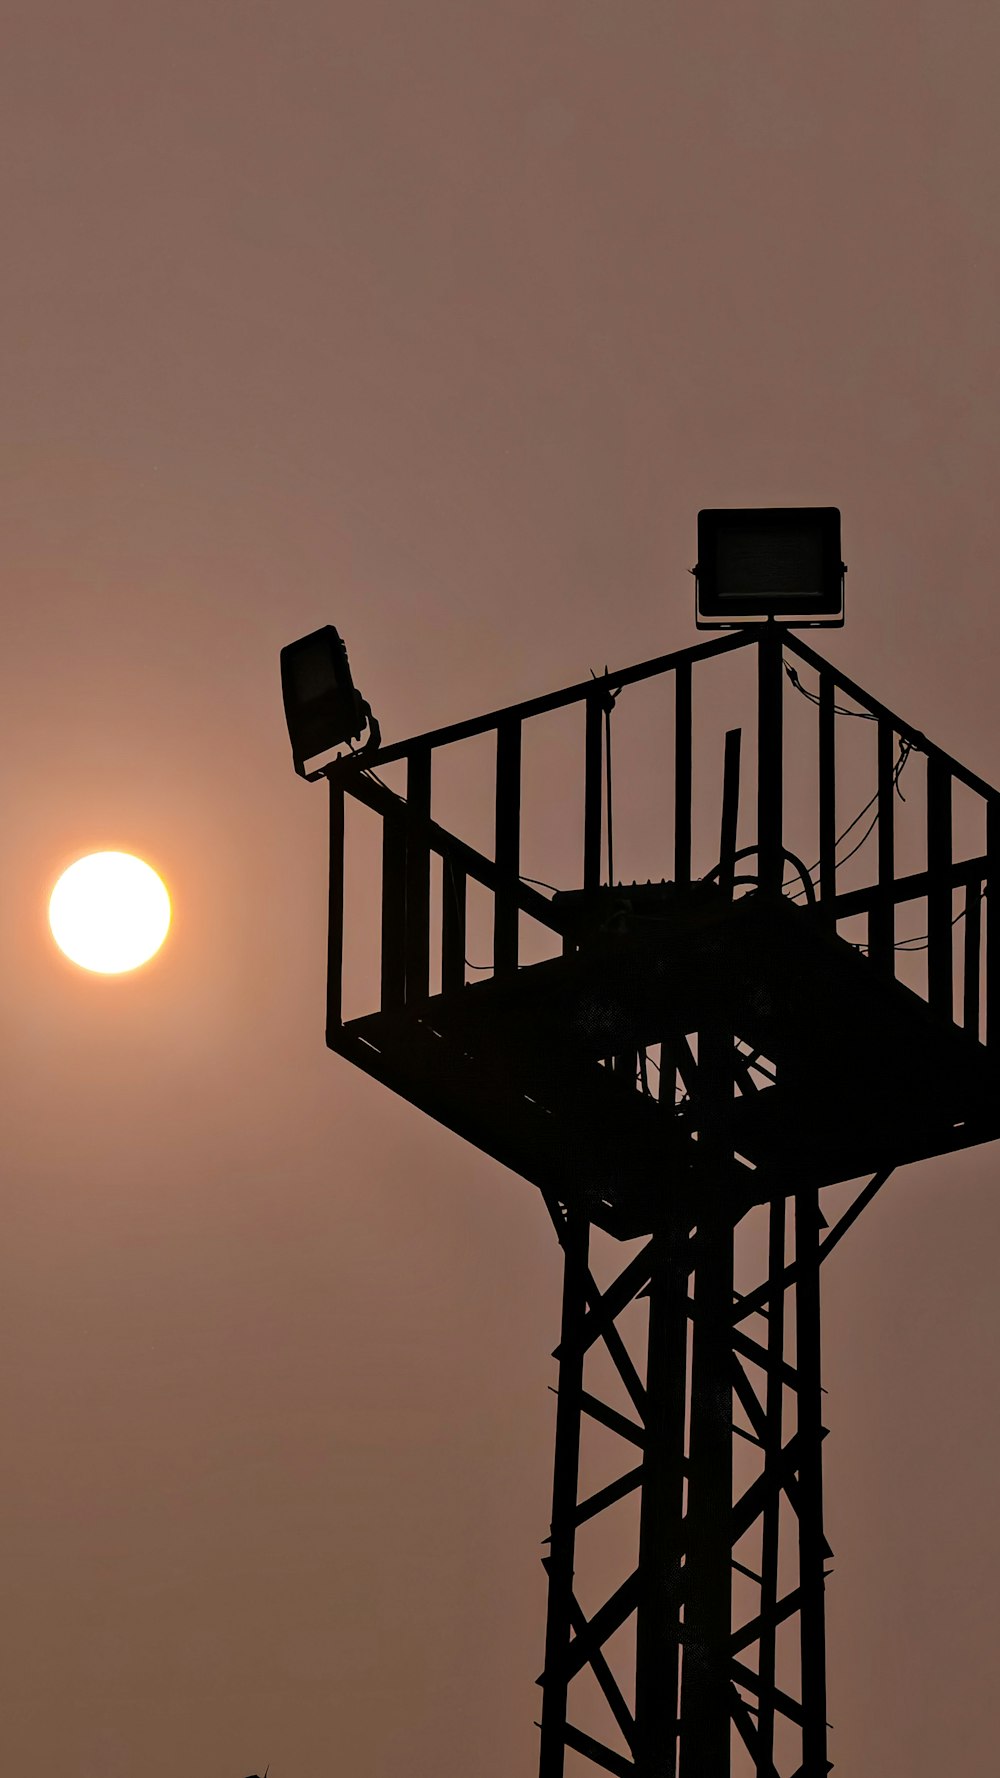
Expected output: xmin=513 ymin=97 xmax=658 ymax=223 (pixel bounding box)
xmin=495 ymin=716 xmax=522 ymax=977
xmin=442 ymin=859 xmax=467 ymax=996
xmin=584 ymin=693 xmax=603 ymax=894
xmin=674 ymin=661 xmax=692 ymax=888
xmin=964 ymin=877 xmax=982 ymax=1040
xmin=718 ymin=728 xmax=742 ymax=900
xmin=380 ymin=806 xmax=407 ymax=1013
xmin=757 ymin=630 xmax=784 ymax=897
xmin=405 ymin=746 xmax=431 ymax=1002
xmin=927 ymin=757 xmax=953 ymax=1021
xmin=818 ymin=668 xmax=836 ymax=925
xmin=326 ymin=776 xmax=345 ymax=1037
xmin=989 ymin=796 xmax=1000 ymax=1048
xmin=869 ymin=719 xmax=895 ymax=974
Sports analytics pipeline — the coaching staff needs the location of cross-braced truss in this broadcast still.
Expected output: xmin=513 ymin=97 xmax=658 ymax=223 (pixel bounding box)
xmin=537 ymin=1151 xmax=892 ymax=1778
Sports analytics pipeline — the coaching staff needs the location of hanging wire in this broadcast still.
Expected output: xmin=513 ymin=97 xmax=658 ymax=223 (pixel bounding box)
xmin=782 ymin=658 xmax=878 ymax=721
xmin=782 ymin=654 xmax=915 ymax=905
xmin=783 ymin=663 xmax=987 ymax=951
xmin=343 ymin=732 xmax=397 ymax=798
xmin=856 ymin=882 xmax=988 ymax=954
xmin=785 ymin=737 xmax=913 ymax=901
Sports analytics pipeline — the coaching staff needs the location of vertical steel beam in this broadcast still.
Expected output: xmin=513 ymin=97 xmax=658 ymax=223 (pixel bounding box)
xmin=927 ymin=756 xmax=953 ymax=1021
xmin=539 ymin=1211 xmax=591 ymax=1778
xmin=795 ymin=1187 xmax=828 ymax=1777
xmin=680 ymin=1028 xmax=734 ymax=1778
xmin=818 ymin=669 xmax=836 ymax=925
xmin=757 ymin=632 xmax=784 ymax=897
xmin=495 ymin=716 xmax=522 ymax=978
xmin=327 ymin=776 xmax=345 ymax=1037
xmin=634 ymin=1221 xmax=689 ymax=1777
xmin=675 ymin=662 xmax=692 ymax=888
xmin=755 ymin=1192 xmax=786 ymax=1774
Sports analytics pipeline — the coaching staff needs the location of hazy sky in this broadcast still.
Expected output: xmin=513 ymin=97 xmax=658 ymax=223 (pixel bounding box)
xmin=2 ymin=3 xmax=999 ymax=1773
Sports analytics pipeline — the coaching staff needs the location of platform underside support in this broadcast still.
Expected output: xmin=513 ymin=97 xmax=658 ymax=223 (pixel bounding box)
xmin=536 ymin=1164 xmax=888 ymax=1778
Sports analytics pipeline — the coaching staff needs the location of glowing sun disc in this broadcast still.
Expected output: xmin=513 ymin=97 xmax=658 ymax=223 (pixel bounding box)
xmin=49 ymin=852 xmax=171 ymax=974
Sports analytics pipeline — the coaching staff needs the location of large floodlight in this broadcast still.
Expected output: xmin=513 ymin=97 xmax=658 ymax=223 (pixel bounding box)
xmin=280 ymin=625 xmax=380 ymax=779
xmin=695 ymin=507 xmax=844 ymax=628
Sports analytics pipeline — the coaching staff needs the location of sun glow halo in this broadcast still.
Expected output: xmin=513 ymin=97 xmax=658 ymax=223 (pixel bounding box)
xmin=49 ymin=852 xmax=171 ymax=974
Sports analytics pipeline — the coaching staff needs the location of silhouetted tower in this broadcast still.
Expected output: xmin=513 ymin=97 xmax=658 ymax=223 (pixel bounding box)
xmin=283 ymin=511 xmax=1000 ymax=1776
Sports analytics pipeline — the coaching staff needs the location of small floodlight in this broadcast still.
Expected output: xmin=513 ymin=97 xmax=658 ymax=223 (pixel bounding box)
xmin=280 ymin=625 xmax=380 ymax=779
xmin=695 ymin=507 xmax=844 ymax=629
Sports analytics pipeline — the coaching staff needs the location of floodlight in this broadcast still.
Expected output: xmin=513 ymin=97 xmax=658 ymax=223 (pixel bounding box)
xmin=695 ymin=507 xmax=844 ymax=628
xmin=280 ymin=625 xmax=380 ymax=779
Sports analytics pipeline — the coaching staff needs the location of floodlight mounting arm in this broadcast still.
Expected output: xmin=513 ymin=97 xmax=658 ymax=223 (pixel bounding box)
xmin=354 ymin=699 xmax=382 ymax=759
xmin=296 ymin=701 xmax=382 ymax=781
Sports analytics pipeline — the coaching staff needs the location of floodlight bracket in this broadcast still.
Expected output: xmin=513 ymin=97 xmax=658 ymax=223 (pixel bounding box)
xmin=296 ymin=702 xmax=382 ymax=781
xmin=694 ymin=575 xmax=847 ymax=631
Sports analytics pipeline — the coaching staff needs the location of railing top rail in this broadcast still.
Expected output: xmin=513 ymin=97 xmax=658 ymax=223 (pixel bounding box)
xmin=328 ymin=627 xmax=755 ymax=775
xmin=326 ymin=620 xmax=999 ymax=807
xmin=784 ymin=631 xmax=999 ymax=804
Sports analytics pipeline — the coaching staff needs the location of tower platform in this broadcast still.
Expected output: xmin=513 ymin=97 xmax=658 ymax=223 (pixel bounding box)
xmin=338 ymin=881 xmax=1000 ymax=1237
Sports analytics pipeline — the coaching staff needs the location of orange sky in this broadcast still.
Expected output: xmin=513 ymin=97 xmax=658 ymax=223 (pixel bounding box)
xmin=1 ymin=3 xmax=999 ymax=1774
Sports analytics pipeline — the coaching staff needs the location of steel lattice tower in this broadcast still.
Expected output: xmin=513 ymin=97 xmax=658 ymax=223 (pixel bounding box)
xmin=307 ymin=624 xmax=1000 ymax=1776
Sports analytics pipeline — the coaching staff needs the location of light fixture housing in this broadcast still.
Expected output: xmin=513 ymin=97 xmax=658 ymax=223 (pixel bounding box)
xmin=280 ymin=625 xmax=378 ymax=778
xmin=695 ymin=507 xmax=844 ymax=628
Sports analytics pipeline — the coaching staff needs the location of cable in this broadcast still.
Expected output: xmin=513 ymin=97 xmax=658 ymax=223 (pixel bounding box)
xmin=783 ymin=658 xmax=878 ymax=721
xmin=873 ymin=884 xmax=986 ymax=954
xmin=781 ymin=655 xmax=914 ymax=896
xmin=851 ymin=884 xmax=986 ymax=954
xmin=785 ymin=736 xmax=913 ymax=901
xmin=344 ymin=734 xmax=399 ymax=799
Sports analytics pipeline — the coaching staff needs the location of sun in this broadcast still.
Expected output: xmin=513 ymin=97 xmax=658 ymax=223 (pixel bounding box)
xmin=49 ymin=852 xmax=171 ymax=975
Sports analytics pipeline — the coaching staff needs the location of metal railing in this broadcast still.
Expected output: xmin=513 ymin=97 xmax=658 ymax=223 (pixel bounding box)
xmin=324 ymin=625 xmax=999 ymax=1048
